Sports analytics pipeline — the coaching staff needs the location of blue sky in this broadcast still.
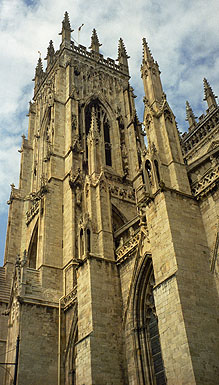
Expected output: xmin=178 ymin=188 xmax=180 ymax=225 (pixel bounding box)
xmin=0 ymin=0 xmax=219 ymax=265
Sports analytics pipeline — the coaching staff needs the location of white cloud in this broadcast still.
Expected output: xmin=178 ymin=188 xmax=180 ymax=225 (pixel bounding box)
xmin=0 ymin=0 xmax=219 ymax=262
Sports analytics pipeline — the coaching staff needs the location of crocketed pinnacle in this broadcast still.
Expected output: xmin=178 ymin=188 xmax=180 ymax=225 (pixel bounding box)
xmin=203 ymin=78 xmax=217 ymax=108
xmin=90 ymin=107 xmax=99 ymax=138
xmin=89 ymin=29 xmax=102 ymax=53
xmin=59 ymin=11 xmax=73 ymax=44
xmin=185 ymin=101 xmax=197 ymax=128
xmin=35 ymin=57 xmax=43 ymax=77
xmin=47 ymin=40 xmax=55 ymax=57
xmin=142 ymin=38 xmax=154 ymax=63
xmin=62 ymin=11 xmax=72 ymax=31
xmin=118 ymin=38 xmax=130 ymax=60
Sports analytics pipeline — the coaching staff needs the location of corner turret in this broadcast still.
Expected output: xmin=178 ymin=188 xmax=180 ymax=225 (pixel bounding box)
xmin=141 ymin=38 xmax=190 ymax=194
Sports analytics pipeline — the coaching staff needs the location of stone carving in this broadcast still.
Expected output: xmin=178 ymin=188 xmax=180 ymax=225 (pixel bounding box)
xmin=191 ymin=163 xmax=219 ymax=198
xmin=116 ymin=231 xmax=141 ymax=260
xmin=71 ymin=114 xmax=77 ymax=130
xmin=26 ymin=200 xmax=39 ymax=225
xmin=76 ymin=186 xmax=82 ymax=206
xmin=63 ymin=286 xmax=77 ymax=308
xmin=109 ymin=185 xmax=135 ymax=201
xmin=69 ymin=168 xmax=83 ymax=189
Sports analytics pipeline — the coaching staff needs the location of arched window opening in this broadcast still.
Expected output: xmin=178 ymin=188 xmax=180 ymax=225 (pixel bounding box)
xmin=65 ymin=303 xmax=78 ymax=385
xmin=145 ymin=160 xmax=152 ymax=184
xmin=28 ymin=222 xmax=38 ymax=269
xmin=154 ymin=160 xmax=160 ymax=184
xmin=138 ymin=152 xmax=142 ymax=169
xmin=85 ymin=99 xmax=112 ymax=166
xmin=80 ymin=229 xmax=84 ymax=258
xmin=48 ymin=106 xmax=51 ymax=124
xmin=134 ymin=257 xmax=167 ymax=385
xmin=87 ymin=228 xmax=91 ymax=254
xmin=104 ymin=120 xmax=112 ymax=166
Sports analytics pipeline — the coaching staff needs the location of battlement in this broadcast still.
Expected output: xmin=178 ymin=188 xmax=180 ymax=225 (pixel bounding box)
xmin=70 ymin=41 xmax=129 ymax=75
xmin=33 ymin=13 xmax=129 ymax=97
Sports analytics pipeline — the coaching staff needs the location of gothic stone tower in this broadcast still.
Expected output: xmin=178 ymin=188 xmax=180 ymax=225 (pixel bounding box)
xmin=1 ymin=12 xmax=219 ymax=385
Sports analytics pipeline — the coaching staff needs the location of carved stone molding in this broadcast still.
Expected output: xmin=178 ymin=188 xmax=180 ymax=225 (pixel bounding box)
xmin=191 ymin=163 xmax=219 ymax=198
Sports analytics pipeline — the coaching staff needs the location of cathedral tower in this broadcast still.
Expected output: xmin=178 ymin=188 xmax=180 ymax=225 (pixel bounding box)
xmin=1 ymin=12 xmax=219 ymax=385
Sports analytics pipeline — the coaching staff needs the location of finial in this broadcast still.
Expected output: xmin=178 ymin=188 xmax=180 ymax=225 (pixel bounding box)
xmin=59 ymin=11 xmax=74 ymax=46
xmin=48 ymin=40 xmax=55 ymax=56
xmin=142 ymin=38 xmax=154 ymax=64
xmin=90 ymin=106 xmax=99 ymax=137
xmin=203 ymin=78 xmax=217 ymax=109
xmin=89 ymin=29 xmax=102 ymax=53
xmin=117 ymin=38 xmax=130 ymax=68
xmin=35 ymin=57 xmax=43 ymax=77
xmin=63 ymin=11 xmax=72 ymax=31
xmin=186 ymin=101 xmax=197 ymax=130
xmin=45 ymin=40 xmax=55 ymax=66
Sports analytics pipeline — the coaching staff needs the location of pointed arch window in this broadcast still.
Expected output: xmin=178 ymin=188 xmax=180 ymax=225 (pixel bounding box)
xmin=145 ymin=160 xmax=152 ymax=184
xmin=28 ymin=221 xmax=38 ymax=268
xmin=134 ymin=256 xmax=167 ymax=385
xmin=85 ymin=99 xmax=112 ymax=166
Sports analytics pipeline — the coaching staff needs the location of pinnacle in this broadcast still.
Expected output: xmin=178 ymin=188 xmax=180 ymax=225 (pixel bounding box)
xmin=89 ymin=29 xmax=102 ymax=52
xmin=92 ymin=29 xmax=101 ymax=46
xmin=36 ymin=57 xmax=43 ymax=75
xmin=203 ymin=78 xmax=217 ymax=99
xmin=47 ymin=40 xmax=55 ymax=55
xmin=63 ymin=11 xmax=71 ymax=31
xmin=118 ymin=38 xmax=130 ymax=59
xmin=142 ymin=37 xmax=154 ymax=63
xmin=90 ymin=107 xmax=99 ymax=134
xmin=185 ymin=101 xmax=197 ymax=126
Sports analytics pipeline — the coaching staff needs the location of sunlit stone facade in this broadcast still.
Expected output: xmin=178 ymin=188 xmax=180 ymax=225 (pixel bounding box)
xmin=0 ymin=12 xmax=219 ymax=385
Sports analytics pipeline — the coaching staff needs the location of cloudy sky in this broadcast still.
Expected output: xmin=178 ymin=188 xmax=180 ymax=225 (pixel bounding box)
xmin=0 ymin=0 xmax=219 ymax=265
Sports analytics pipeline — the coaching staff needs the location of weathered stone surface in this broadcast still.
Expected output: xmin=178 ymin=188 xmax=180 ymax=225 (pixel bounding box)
xmin=0 ymin=11 xmax=219 ymax=385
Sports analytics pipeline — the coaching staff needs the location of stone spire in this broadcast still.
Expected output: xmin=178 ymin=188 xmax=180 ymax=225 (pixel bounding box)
xmin=186 ymin=101 xmax=197 ymax=131
xmin=141 ymin=38 xmax=163 ymax=106
xmin=203 ymin=78 xmax=217 ymax=110
xmin=142 ymin=37 xmax=155 ymax=64
xmin=45 ymin=40 xmax=55 ymax=67
xmin=117 ymin=38 xmax=130 ymax=68
xmin=59 ymin=11 xmax=73 ymax=47
xmin=89 ymin=29 xmax=102 ymax=53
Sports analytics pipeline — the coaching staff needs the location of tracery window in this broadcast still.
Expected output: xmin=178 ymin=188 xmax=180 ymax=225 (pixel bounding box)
xmin=85 ymin=99 xmax=112 ymax=166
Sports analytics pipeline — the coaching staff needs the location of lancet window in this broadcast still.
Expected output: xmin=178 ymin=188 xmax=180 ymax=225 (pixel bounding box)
xmin=134 ymin=256 xmax=166 ymax=385
xmin=28 ymin=221 xmax=38 ymax=268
